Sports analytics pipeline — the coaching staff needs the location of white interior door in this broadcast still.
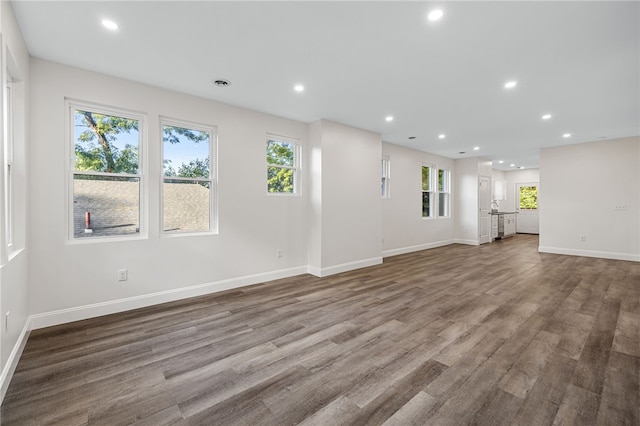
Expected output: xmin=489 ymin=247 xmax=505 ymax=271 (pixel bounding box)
xmin=479 ymin=176 xmax=491 ymax=244
xmin=516 ymin=182 xmax=539 ymax=234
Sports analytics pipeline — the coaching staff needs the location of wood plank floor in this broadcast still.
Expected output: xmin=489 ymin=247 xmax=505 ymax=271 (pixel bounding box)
xmin=2 ymin=235 xmax=639 ymax=425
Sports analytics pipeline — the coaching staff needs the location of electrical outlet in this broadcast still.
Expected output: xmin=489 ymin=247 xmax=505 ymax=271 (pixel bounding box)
xmin=276 ymin=249 xmax=283 ymax=259
xmin=579 ymin=235 xmax=586 ymax=242
xmin=614 ymin=204 xmax=627 ymax=212
xmin=118 ymin=269 xmax=128 ymax=281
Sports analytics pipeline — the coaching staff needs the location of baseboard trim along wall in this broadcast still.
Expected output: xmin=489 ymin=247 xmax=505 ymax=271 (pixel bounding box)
xmin=538 ymin=246 xmax=640 ymax=262
xmin=382 ymin=239 xmax=455 ymax=258
xmin=453 ymin=238 xmax=480 ymax=246
xmin=0 ymin=318 xmax=31 ymax=403
xmin=307 ymin=257 xmax=383 ymax=278
xmin=29 ymin=265 xmax=308 ymax=331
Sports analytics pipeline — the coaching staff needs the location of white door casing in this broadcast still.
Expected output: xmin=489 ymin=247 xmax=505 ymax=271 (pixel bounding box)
xmin=516 ymin=182 xmax=539 ymax=234
xmin=479 ymin=176 xmax=491 ymax=244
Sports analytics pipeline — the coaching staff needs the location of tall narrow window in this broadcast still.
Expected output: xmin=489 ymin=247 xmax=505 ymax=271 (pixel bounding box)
xmin=381 ymin=155 xmax=390 ymax=198
xmin=267 ymin=135 xmax=299 ymax=194
xmin=422 ymin=165 xmax=434 ymax=218
xmin=162 ymin=119 xmax=216 ymax=234
xmin=4 ymin=79 xmax=13 ymax=247
xmin=70 ymin=103 xmax=143 ymax=239
xmin=438 ymin=168 xmax=450 ymax=217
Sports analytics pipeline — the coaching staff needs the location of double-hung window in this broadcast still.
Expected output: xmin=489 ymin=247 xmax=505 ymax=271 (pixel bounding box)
xmin=162 ymin=119 xmax=216 ymax=234
xmin=266 ymin=135 xmax=299 ymax=194
xmin=438 ymin=168 xmax=450 ymax=217
xmin=69 ymin=102 xmax=144 ymax=240
xmin=381 ymin=155 xmax=390 ymax=198
xmin=421 ymin=165 xmax=435 ymax=218
xmin=4 ymin=79 xmax=13 ymax=248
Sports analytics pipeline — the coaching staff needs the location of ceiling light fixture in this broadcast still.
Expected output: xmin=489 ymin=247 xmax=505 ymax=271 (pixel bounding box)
xmin=212 ymin=79 xmax=231 ymax=87
xmin=428 ymin=9 xmax=444 ymax=21
xmin=498 ymin=160 xmax=504 ymax=164
xmin=438 ymin=134 xmax=446 ymax=139
xmin=542 ymin=114 xmax=552 ymax=120
xmin=294 ymin=84 xmax=304 ymax=92
xmin=408 ymin=136 xmax=416 ymax=140
xmin=385 ymin=116 xmax=394 ymax=122
xmin=519 ymin=166 xmax=524 ymax=169
xmin=510 ymin=164 xmax=515 ymax=167
xmin=101 ymin=19 xmax=119 ymax=31
xmin=504 ymin=81 xmax=517 ymax=89
xmin=563 ymin=133 xmax=572 ymax=138
xmin=473 ymin=146 xmax=480 ymax=151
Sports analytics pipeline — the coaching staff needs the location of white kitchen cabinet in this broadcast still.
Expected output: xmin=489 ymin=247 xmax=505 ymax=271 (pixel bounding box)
xmin=503 ymin=213 xmax=516 ymax=236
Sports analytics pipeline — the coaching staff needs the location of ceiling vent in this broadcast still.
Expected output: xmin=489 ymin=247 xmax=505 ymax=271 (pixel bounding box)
xmin=213 ymin=79 xmax=231 ymax=87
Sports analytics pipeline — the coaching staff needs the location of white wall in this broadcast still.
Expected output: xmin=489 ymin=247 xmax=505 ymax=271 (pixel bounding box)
xmin=0 ymin=1 xmax=30 ymax=400
xmin=539 ymin=136 xmax=639 ymax=261
xmin=29 ymin=59 xmax=310 ymax=324
xmin=454 ymin=157 xmax=491 ymax=245
xmin=502 ymin=168 xmax=540 ymax=212
xmin=381 ymin=142 xmax=455 ymax=256
xmin=307 ymin=120 xmax=382 ymax=275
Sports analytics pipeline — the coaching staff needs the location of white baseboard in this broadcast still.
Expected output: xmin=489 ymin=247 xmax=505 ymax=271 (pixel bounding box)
xmin=29 ymin=266 xmax=308 ymax=330
xmin=307 ymin=257 xmax=383 ymax=277
xmin=453 ymin=238 xmax=480 ymax=246
xmin=382 ymin=239 xmax=454 ymax=258
xmin=0 ymin=317 xmax=30 ymax=403
xmin=538 ymin=246 xmax=640 ymax=262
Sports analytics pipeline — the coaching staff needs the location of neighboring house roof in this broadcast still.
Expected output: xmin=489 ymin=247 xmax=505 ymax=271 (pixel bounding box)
xmin=73 ymin=179 xmax=209 ymax=238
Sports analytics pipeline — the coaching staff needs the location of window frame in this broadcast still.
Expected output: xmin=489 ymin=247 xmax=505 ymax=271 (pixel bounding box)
xmin=421 ymin=164 xmax=435 ymax=218
xmin=4 ymin=78 xmax=13 ymax=249
xmin=438 ymin=167 xmax=451 ymax=218
xmin=65 ymin=100 xmax=147 ymax=243
xmin=266 ymin=134 xmax=301 ymax=196
xmin=160 ymin=117 xmax=218 ymax=237
xmin=381 ymin=155 xmax=390 ymax=198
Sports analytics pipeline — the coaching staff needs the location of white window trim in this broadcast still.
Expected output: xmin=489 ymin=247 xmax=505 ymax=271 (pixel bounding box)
xmin=160 ymin=116 xmax=218 ymax=237
xmin=422 ymin=164 xmax=436 ymax=219
xmin=382 ymin=155 xmax=390 ymax=198
xmin=266 ymin=133 xmax=301 ymax=196
xmin=438 ymin=167 xmax=451 ymax=218
xmin=4 ymin=78 xmax=13 ymax=249
xmin=65 ymin=99 xmax=148 ymax=244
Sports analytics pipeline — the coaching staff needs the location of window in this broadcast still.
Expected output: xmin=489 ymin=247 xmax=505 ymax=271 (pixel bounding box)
xmin=267 ymin=135 xmax=299 ymax=194
xmin=422 ymin=165 xmax=434 ymax=218
xmin=69 ymin=102 xmax=143 ymax=240
xmin=381 ymin=155 xmax=390 ymax=198
xmin=438 ymin=168 xmax=450 ymax=217
xmin=4 ymin=79 xmax=13 ymax=248
xmin=519 ymin=186 xmax=538 ymax=209
xmin=162 ymin=119 xmax=216 ymax=234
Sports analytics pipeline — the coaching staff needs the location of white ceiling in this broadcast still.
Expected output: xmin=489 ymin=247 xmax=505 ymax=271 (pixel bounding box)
xmin=11 ymin=1 xmax=640 ymax=170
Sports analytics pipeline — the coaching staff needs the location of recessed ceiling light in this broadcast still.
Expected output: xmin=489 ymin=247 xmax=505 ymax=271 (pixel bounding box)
xmin=428 ymin=9 xmax=444 ymax=21
xmin=438 ymin=134 xmax=446 ymax=139
xmin=504 ymin=81 xmax=517 ymax=89
xmin=101 ymin=19 xmax=119 ymax=31
xmin=519 ymin=166 xmax=524 ymax=169
xmin=510 ymin=164 xmax=515 ymax=167
xmin=498 ymin=160 xmax=504 ymax=164
xmin=563 ymin=133 xmax=571 ymax=138
xmin=542 ymin=114 xmax=552 ymax=120
xmin=473 ymin=146 xmax=480 ymax=151
xmin=212 ymin=79 xmax=231 ymax=87
xmin=385 ymin=116 xmax=394 ymax=122
xmin=294 ymin=84 xmax=304 ymax=92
